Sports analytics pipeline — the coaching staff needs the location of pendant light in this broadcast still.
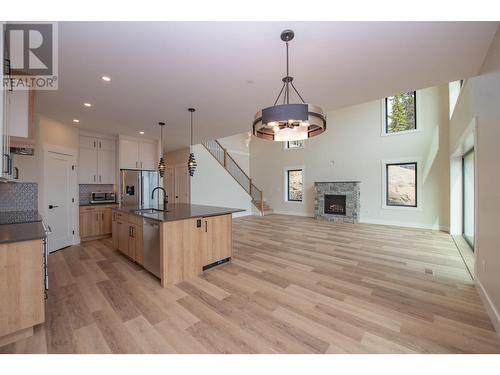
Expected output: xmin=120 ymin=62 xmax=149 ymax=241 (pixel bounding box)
xmin=253 ymin=29 xmax=326 ymax=142
xmin=187 ymin=108 xmax=197 ymax=177
xmin=157 ymin=121 xmax=166 ymax=177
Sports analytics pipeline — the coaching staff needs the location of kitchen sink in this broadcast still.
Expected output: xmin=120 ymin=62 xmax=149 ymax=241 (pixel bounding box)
xmin=134 ymin=208 xmax=169 ymax=214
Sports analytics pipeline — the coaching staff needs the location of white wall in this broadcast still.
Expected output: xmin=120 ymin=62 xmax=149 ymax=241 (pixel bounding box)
xmin=250 ymin=85 xmax=450 ymax=230
xmin=190 ymin=144 xmax=252 ymax=218
xmin=12 ymin=114 xmax=80 ymax=201
xmin=449 ymin=26 xmax=500 ymax=333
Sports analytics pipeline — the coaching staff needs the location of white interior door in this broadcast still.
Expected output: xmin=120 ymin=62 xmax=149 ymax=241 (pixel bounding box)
xmin=165 ymin=166 xmax=174 ymax=202
xmin=44 ymin=150 xmax=76 ymax=252
xmin=174 ymin=165 xmax=190 ymax=203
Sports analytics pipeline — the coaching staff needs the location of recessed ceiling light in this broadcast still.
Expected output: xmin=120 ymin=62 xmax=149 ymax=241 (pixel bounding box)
xmin=139 ymin=131 xmax=145 ymax=135
xmin=72 ymin=119 xmax=80 ymax=123
xmin=83 ymin=102 xmax=92 ymax=107
xmin=101 ymin=76 xmax=111 ymax=82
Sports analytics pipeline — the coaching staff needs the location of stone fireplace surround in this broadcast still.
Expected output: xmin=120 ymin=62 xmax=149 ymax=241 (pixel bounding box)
xmin=314 ymin=181 xmax=360 ymax=223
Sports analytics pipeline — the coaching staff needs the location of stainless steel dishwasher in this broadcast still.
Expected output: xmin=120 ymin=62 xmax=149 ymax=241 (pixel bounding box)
xmin=143 ymin=219 xmax=161 ymax=278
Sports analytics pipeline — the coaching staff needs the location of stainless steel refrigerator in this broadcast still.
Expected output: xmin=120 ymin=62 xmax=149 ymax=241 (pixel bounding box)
xmin=120 ymin=169 xmax=160 ymax=207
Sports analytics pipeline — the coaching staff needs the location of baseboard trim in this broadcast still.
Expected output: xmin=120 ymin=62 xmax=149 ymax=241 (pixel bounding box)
xmin=272 ymin=210 xmax=314 ymax=217
xmin=268 ymin=211 xmax=449 ymax=231
xmin=359 ymin=218 xmax=449 ymax=232
xmin=475 ymin=277 xmax=500 ymax=338
xmin=232 ymin=210 xmax=253 ymax=218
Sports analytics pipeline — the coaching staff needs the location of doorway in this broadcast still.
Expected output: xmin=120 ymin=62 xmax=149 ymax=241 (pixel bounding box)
xmin=462 ymin=148 xmax=475 ymax=249
xmin=43 ymin=146 xmax=77 ymax=252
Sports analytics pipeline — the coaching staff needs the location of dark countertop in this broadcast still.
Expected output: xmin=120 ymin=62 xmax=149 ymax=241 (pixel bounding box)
xmin=0 ymin=221 xmax=46 ymax=245
xmin=79 ymin=202 xmax=118 ymax=207
xmin=114 ymin=203 xmax=244 ymax=222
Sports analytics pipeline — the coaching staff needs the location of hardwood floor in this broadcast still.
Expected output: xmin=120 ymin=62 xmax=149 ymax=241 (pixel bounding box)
xmin=1 ymin=214 xmax=499 ymax=354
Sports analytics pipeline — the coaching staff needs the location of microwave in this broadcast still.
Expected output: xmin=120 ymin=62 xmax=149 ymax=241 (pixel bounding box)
xmin=90 ymin=192 xmax=116 ymax=204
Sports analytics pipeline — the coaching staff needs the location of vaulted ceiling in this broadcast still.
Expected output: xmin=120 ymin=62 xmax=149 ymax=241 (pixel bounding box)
xmin=36 ymin=21 xmax=499 ymax=151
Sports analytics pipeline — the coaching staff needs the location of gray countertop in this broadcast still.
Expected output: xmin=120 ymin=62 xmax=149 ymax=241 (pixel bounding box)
xmin=0 ymin=221 xmax=46 ymax=245
xmin=79 ymin=202 xmax=118 ymax=207
xmin=114 ymin=203 xmax=244 ymax=222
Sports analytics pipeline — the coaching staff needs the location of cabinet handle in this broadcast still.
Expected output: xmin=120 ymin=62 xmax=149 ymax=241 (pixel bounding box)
xmin=205 ymin=220 xmax=208 ymax=233
xmin=93 ymin=141 xmax=96 ymax=148
xmin=2 ymin=154 xmax=9 ymax=174
xmin=99 ymin=141 xmax=101 ymax=148
xmin=93 ymin=175 xmax=96 ymax=182
xmin=99 ymin=175 xmax=102 ymax=183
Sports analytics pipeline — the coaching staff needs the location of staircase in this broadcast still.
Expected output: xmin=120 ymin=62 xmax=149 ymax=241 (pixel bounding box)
xmin=202 ymin=140 xmax=272 ymax=216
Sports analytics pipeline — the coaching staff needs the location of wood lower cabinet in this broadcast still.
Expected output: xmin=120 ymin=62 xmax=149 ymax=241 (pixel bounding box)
xmin=0 ymin=239 xmax=44 ymax=346
xmin=79 ymin=208 xmax=100 ymax=238
xmin=101 ymin=207 xmax=113 ymax=235
xmin=80 ymin=204 xmax=117 ymax=241
xmin=202 ymin=214 xmax=232 ymax=267
xmin=111 ymin=210 xmax=233 ymax=287
xmin=112 ymin=210 xmax=144 ymax=265
xmin=161 ymin=218 xmax=202 ymax=287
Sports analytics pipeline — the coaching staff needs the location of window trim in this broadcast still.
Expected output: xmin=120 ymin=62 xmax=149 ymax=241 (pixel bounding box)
xmin=381 ymin=158 xmax=422 ymax=211
xmin=462 ymin=147 xmax=475 ymax=250
xmin=382 ymin=91 xmax=418 ymax=136
xmin=284 ymin=140 xmax=305 ymax=150
xmin=284 ymin=167 xmax=304 ymax=204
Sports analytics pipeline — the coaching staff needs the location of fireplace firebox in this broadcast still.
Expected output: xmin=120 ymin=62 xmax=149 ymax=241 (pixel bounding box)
xmin=324 ymin=194 xmax=346 ymax=215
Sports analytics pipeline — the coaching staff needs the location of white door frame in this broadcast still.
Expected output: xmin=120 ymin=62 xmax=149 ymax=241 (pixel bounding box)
xmin=42 ymin=144 xmax=79 ymax=250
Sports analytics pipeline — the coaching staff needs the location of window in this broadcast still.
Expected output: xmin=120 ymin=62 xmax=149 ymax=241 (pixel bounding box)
xmin=286 ymin=169 xmax=303 ymax=202
xmin=385 ymin=91 xmax=416 ymax=134
xmin=386 ymin=162 xmax=417 ymax=207
xmin=462 ymin=148 xmax=474 ymax=249
xmin=285 ymin=140 xmax=305 ymax=149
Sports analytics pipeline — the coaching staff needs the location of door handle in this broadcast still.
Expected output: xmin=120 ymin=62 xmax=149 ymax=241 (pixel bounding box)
xmin=48 ymin=205 xmax=59 ymax=209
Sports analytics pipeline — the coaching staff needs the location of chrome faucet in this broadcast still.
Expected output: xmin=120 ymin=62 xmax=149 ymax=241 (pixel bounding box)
xmin=151 ymin=187 xmax=168 ymax=207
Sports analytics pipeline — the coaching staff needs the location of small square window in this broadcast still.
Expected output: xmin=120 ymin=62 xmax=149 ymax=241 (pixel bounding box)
xmin=385 ymin=91 xmax=416 ymax=134
xmin=386 ymin=162 xmax=417 ymax=207
xmin=285 ymin=140 xmax=305 ymax=149
xmin=286 ymin=169 xmax=303 ymax=202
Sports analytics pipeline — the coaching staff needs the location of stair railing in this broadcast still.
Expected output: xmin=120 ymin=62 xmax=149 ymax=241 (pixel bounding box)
xmin=203 ymin=139 xmax=264 ymax=214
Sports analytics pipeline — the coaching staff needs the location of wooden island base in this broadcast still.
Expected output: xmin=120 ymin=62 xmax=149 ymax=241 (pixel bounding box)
xmin=160 ymin=214 xmax=232 ymax=288
xmin=112 ymin=208 xmax=233 ymax=288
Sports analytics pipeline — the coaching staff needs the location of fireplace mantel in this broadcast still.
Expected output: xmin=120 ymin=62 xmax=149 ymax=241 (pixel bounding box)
xmin=314 ymin=181 xmax=360 ymax=223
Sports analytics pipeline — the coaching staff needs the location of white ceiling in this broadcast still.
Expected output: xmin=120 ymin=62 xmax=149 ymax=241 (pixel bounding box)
xmin=36 ymin=21 xmax=499 ymax=151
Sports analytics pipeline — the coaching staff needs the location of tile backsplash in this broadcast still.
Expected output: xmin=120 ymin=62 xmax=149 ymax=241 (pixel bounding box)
xmin=0 ymin=182 xmax=38 ymax=212
xmin=79 ymin=184 xmax=115 ymax=205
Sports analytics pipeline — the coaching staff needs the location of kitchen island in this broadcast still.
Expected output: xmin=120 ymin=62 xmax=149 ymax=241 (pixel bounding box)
xmin=112 ymin=203 xmax=243 ymax=287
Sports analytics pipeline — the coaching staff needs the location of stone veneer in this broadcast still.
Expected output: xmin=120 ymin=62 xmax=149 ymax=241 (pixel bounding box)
xmin=314 ymin=181 xmax=360 ymax=223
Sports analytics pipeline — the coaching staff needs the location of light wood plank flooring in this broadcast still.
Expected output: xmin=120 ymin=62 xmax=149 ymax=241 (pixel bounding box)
xmin=1 ymin=215 xmax=499 ymax=354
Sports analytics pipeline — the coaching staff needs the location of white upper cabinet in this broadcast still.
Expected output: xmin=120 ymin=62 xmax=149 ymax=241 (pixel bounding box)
xmin=119 ymin=136 xmax=158 ymax=170
xmin=8 ymin=90 xmax=29 ymax=138
xmin=119 ymin=138 xmax=140 ymax=169
xmin=139 ymin=140 xmax=157 ymax=170
xmin=79 ymin=135 xmax=116 ymax=184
